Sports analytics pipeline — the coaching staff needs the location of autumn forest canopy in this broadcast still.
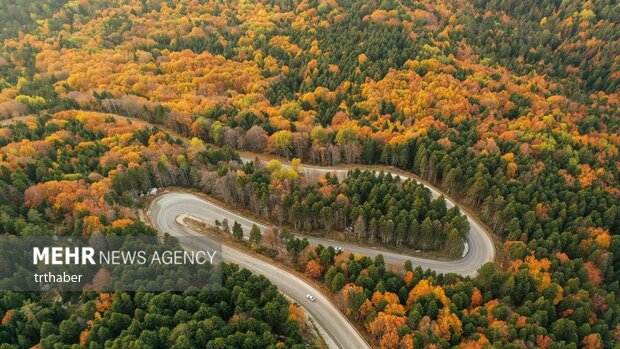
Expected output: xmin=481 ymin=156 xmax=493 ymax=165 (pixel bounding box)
xmin=0 ymin=0 xmax=619 ymax=348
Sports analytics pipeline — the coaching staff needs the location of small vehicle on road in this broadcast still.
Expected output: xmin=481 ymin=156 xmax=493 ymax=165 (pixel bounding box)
xmin=334 ymin=246 xmax=344 ymax=252
xmin=306 ymin=294 xmax=316 ymax=302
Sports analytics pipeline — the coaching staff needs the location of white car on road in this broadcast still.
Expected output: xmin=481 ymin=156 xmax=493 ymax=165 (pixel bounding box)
xmin=306 ymin=294 xmax=316 ymax=302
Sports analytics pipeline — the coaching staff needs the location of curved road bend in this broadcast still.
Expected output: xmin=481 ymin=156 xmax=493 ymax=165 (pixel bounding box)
xmin=148 ymin=198 xmax=370 ymax=349
xmin=238 ymin=155 xmax=496 ymax=277
xmin=151 ymin=192 xmax=493 ymax=276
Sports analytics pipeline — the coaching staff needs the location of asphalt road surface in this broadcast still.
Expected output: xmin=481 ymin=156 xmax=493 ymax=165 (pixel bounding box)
xmin=148 ymin=195 xmax=370 ymax=349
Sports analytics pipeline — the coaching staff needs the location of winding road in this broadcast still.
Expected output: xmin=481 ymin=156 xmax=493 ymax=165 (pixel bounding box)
xmin=148 ymin=157 xmax=495 ymax=349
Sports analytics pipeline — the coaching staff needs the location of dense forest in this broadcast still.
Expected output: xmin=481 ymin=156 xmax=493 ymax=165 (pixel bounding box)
xmin=0 ymin=0 xmax=618 ymax=348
